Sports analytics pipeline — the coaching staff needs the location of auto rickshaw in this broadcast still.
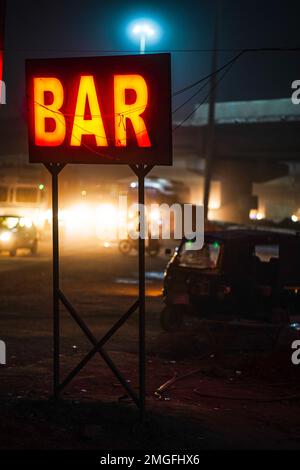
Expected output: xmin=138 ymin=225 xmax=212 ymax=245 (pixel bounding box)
xmin=161 ymin=229 xmax=300 ymax=331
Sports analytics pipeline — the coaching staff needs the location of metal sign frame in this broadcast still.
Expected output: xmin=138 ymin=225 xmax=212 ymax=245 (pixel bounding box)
xmin=45 ymin=162 xmax=153 ymax=422
xmin=26 ymin=53 xmax=172 ymax=421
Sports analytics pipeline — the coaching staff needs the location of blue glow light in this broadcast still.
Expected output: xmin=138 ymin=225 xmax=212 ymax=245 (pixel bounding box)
xmin=127 ymin=18 xmax=162 ymax=47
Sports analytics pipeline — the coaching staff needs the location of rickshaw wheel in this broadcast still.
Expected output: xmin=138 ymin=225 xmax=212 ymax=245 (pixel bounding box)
xmin=160 ymin=305 xmax=184 ymax=332
xmin=118 ymin=239 xmax=132 ymax=256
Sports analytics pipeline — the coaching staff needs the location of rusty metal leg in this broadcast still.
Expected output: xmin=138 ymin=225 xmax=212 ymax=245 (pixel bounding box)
xmin=130 ymin=164 xmax=153 ymax=421
xmin=45 ymin=163 xmax=65 ymax=400
xmin=138 ymin=165 xmax=146 ymax=422
xmin=52 ymin=168 xmax=60 ymax=399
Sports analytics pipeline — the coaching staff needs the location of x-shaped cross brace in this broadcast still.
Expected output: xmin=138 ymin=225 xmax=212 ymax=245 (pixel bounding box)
xmin=58 ymin=291 xmax=140 ymax=406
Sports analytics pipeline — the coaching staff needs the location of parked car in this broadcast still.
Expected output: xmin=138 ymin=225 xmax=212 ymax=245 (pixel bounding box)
xmin=161 ymin=229 xmax=300 ymax=331
xmin=0 ymin=215 xmax=38 ymax=256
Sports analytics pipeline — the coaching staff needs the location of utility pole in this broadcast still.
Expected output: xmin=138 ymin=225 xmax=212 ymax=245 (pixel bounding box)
xmin=203 ymin=0 xmax=221 ymax=221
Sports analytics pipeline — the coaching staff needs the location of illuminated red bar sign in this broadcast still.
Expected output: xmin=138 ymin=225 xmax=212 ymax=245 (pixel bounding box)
xmin=26 ymin=54 xmax=172 ymax=165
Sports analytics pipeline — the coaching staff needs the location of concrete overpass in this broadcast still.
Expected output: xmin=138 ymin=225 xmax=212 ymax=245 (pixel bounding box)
xmin=173 ymin=98 xmax=300 ymax=222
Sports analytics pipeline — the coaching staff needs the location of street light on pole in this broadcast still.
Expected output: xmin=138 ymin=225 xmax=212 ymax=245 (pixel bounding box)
xmin=128 ymin=17 xmax=158 ymax=421
xmin=132 ymin=22 xmax=156 ymax=54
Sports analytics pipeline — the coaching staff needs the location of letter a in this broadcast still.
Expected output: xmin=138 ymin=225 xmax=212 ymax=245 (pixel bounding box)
xmin=71 ymin=76 xmax=108 ymax=147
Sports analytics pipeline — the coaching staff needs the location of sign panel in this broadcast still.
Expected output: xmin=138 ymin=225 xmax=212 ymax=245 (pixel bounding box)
xmin=26 ymin=53 xmax=172 ymax=165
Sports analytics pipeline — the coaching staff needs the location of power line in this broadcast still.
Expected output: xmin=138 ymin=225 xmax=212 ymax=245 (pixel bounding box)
xmin=172 ymin=57 xmax=237 ymax=132
xmin=172 ymin=78 xmax=211 ymax=114
xmin=172 ymin=52 xmax=242 ymax=113
xmin=172 ymin=45 xmax=300 ymax=121
xmin=34 ymin=100 xmax=151 ymax=146
xmin=33 ymin=51 xmax=240 ymax=144
xmin=32 ymin=51 xmax=236 ymax=121
xmin=31 ymin=52 xmax=244 ymax=111
xmin=33 ymin=99 xmax=148 ymax=118
xmin=172 ymin=50 xmax=244 ymax=96
xmin=2 ymin=46 xmax=300 ymax=53
xmin=24 ymin=47 xmax=300 ymax=107
xmin=26 ymin=44 xmax=299 ymax=158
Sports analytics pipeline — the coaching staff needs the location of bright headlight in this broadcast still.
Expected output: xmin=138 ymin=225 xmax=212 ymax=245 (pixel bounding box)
xmin=149 ymin=207 xmax=161 ymax=223
xmin=19 ymin=217 xmax=33 ymax=229
xmin=0 ymin=231 xmax=11 ymax=242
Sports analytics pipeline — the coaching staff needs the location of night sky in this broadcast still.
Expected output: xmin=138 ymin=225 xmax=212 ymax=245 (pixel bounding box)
xmin=1 ymin=0 xmax=300 ymax=121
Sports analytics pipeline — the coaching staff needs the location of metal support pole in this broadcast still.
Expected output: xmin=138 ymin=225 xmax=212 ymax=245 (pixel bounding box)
xmin=203 ymin=0 xmax=221 ymax=221
xmin=51 ymin=166 xmax=60 ymax=399
xmin=138 ymin=165 xmax=146 ymax=422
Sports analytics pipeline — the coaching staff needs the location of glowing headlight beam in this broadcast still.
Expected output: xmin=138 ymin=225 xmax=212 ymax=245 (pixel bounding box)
xmin=0 ymin=231 xmax=11 ymax=242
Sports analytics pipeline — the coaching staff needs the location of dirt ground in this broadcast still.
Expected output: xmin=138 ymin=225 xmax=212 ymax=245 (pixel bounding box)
xmin=0 ymin=242 xmax=300 ymax=450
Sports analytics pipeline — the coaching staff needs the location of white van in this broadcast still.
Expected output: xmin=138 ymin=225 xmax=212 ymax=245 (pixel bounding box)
xmin=0 ymin=183 xmax=49 ymax=232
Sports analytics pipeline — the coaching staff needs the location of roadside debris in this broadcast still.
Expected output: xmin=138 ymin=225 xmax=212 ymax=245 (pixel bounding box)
xmin=154 ymin=354 xmax=213 ymax=399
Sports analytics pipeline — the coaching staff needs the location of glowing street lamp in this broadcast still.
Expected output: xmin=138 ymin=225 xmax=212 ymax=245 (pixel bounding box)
xmin=132 ymin=22 xmax=156 ymax=54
